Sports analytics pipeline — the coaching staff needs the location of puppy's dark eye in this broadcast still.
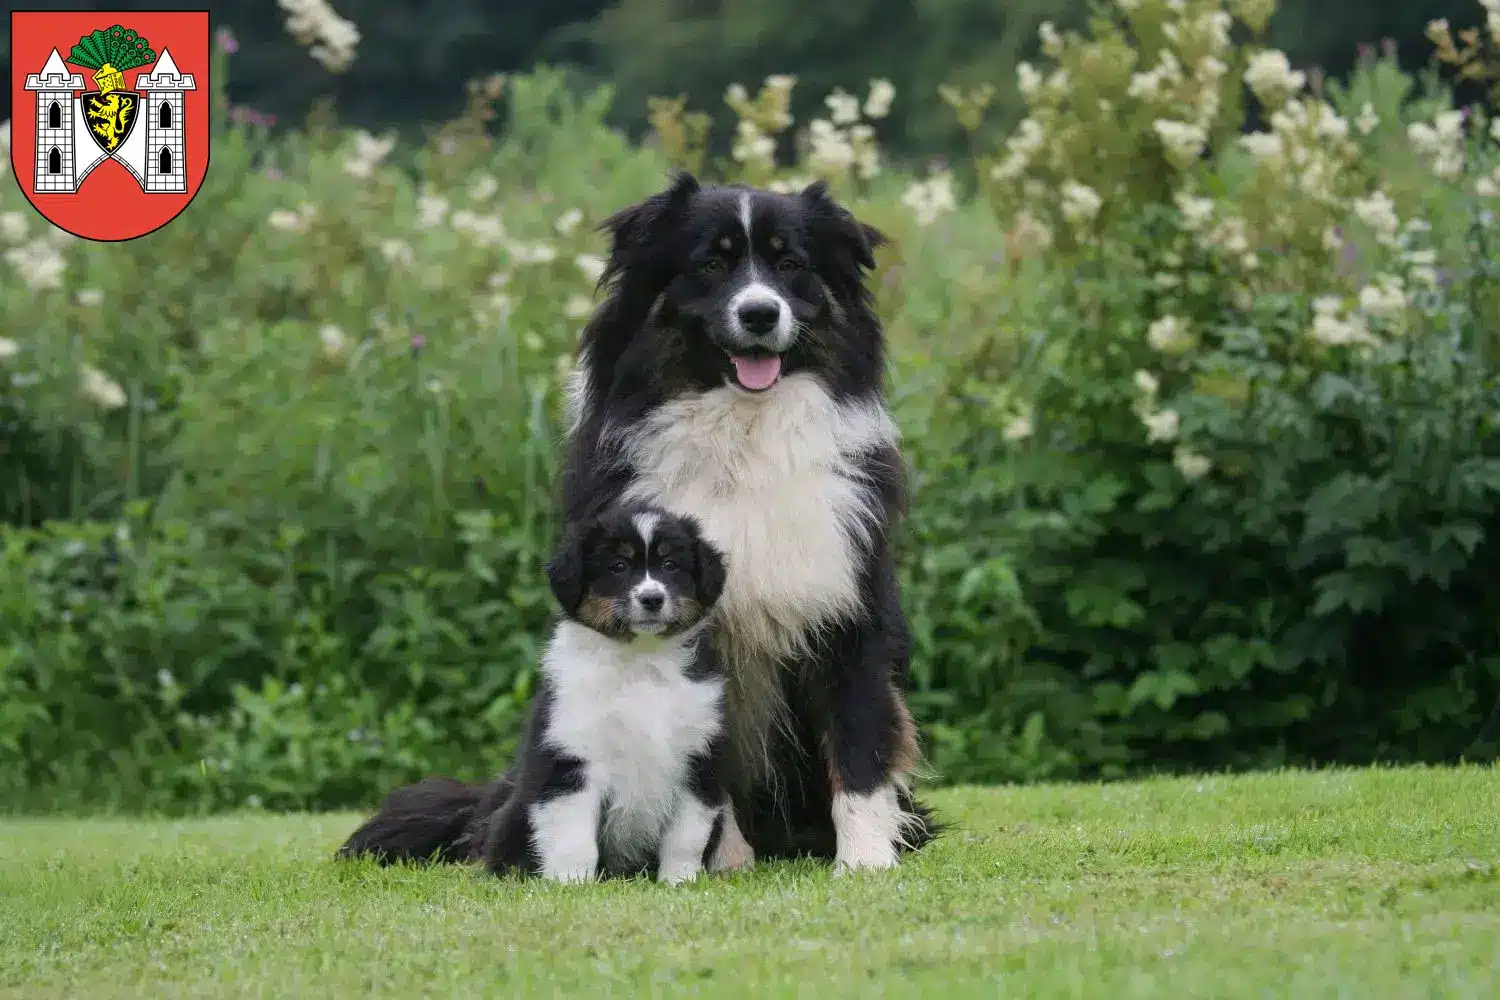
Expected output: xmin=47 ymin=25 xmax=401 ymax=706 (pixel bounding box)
xmin=660 ymin=558 xmax=678 ymax=572
xmin=610 ymin=559 xmax=629 ymax=574
xmin=776 ymin=258 xmax=801 ymax=273
xmin=701 ymin=258 xmax=724 ymax=276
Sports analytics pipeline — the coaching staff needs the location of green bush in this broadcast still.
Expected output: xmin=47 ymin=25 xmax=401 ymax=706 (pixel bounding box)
xmin=2 ymin=0 xmax=1500 ymax=812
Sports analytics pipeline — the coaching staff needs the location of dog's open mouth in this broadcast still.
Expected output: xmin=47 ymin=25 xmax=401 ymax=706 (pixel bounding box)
xmin=728 ymin=352 xmax=783 ymax=392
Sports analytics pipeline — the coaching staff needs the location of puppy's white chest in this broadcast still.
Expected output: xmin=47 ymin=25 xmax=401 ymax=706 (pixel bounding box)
xmin=541 ymin=628 xmax=723 ymax=857
xmin=622 ymin=375 xmax=896 ymax=657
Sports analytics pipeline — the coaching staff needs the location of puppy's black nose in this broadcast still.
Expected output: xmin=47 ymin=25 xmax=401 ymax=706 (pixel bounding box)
xmin=737 ymin=302 xmax=781 ymax=336
xmin=637 ymin=592 xmax=665 ymax=613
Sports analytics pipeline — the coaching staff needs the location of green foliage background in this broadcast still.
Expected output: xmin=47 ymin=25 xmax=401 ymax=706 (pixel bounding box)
xmin=1 ymin=0 xmax=1499 ymax=814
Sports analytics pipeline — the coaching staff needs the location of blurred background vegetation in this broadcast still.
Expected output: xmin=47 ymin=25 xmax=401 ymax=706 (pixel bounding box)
xmin=2 ymin=0 xmax=1499 ymax=815
xmin=0 ymin=0 xmax=1486 ymax=160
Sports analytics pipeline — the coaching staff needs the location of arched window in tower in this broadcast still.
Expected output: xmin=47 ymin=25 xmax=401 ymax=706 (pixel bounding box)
xmin=48 ymin=147 xmax=62 ymax=174
xmin=159 ymin=147 xmax=173 ymax=174
xmin=48 ymin=102 xmax=61 ymax=129
xmin=159 ymin=102 xmax=172 ymax=129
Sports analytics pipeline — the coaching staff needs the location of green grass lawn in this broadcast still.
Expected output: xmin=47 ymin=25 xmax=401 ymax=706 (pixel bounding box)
xmin=2 ymin=765 xmax=1497 ymax=998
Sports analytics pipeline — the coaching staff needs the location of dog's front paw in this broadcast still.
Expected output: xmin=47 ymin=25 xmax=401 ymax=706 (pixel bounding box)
xmin=540 ymin=861 xmax=597 ymax=884
xmin=832 ymin=847 xmax=898 ymax=876
xmin=708 ymin=824 xmax=756 ymax=873
xmin=657 ymin=861 xmax=705 ymax=886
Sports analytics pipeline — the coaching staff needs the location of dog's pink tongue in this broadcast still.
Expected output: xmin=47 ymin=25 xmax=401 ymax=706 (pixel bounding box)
xmin=731 ymin=354 xmax=782 ymax=390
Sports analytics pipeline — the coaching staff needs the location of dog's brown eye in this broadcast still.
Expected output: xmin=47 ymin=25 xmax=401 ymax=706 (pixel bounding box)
xmin=660 ymin=558 xmax=678 ymax=572
xmin=701 ymin=258 xmax=723 ymax=275
xmin=776 ymin=258 xmax=800 ymax=273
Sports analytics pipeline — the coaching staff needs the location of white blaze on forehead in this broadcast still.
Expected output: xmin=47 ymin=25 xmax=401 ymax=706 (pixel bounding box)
xmin=739 ymin=192 xmax=754 ymax=241
xmin=632 ymin=511 xmax=661 ymax=549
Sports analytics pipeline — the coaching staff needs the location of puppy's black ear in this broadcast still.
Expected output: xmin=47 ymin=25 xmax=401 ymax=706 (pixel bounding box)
xmin=596 ymin=171 xmax=700 ymax=290
xmin=693 ymin=531 xmax=727 ymax=610
xmin=544 ymin=526 xmax=588 ymax=615
xmin=800 ymin=180 xmax=888 ymax=272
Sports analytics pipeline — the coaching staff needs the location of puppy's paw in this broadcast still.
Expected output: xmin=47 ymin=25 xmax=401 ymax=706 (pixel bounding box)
xmin=657 ymin=862 xmax=705 ymax=886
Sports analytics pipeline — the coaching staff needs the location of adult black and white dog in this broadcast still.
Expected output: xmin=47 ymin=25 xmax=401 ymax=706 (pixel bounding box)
xmin=561 ymin=174 xmax=935 ymax=872
xmin=338 ymin=174 xmax=936 ymax=874
xmin=340 ymin=504 xmax=732 ymax=884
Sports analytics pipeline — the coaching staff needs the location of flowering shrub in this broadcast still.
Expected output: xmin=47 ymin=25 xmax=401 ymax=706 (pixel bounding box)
xmin=906 ymin=0 xmax=1500 ymax=781
xmin=2 ymin=0 xmax=1500 ymax=809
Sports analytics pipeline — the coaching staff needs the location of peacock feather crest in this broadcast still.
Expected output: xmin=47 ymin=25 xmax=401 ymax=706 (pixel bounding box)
xmin=68 ymin=26 xmax=156 ymax=94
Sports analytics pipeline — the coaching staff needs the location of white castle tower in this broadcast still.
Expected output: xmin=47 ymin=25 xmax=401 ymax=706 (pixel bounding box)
xmin=135 ymin=48 xmax=195 ymax=194
xmin=24 ymin=49 xmax=85 ymax=193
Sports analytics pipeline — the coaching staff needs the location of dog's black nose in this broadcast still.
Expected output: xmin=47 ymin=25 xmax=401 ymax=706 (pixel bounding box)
xmin=737 ymin=302 xmax=781 ymax=336
xmin=637 ymin=592 xmax=665 ymax=613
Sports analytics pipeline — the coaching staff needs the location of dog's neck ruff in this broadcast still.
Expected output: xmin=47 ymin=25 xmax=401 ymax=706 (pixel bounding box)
xmin=615 ymin=372 xmax=897 ymax=781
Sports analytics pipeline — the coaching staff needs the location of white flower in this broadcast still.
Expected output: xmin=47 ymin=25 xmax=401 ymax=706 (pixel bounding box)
xmin=1059 ymin=181 xmax=1103 ymax=226
xmin=1009 ymin=210 xmax=1054 ymax=257
xmin=450 ymin=210 xmax=506 ymax=247
xmin=0 ymin=337 xmax=19 ymax=361
xmin=342 ymin=129 xmax=395 ymax=179
xmin=379 ymin=239 xmax=414 ymax=266
xmin=554 ymin=208 xmax=584 ymax=236
xmin=0 ymin=212 xmax=27 ymax=241
xmin=1039 ymin=21 xmax=1063 ymax=57
xmin=1351 ymin=190 xmax=1400 ymax=244
xmin=1173 ymin=446 xmax=1212 ymax=480
xmin=1174 ymin=191 xmax=1215 ymax=231
xmin=1016 ymin=62 xmax=1043 ymax=100
xmin=80 ymin=365 xmax=126 ymax=410
xmin=1358 ymin=274 xmax=1408 ymax=319
xmin=279 ymin=0 xmax=360 ymax=73
xmin=863 ymin=79 xmax=895 ymax=119
xmin=1243 ymin=50 xmax=1306 ymax=104
xmin=509 ymin=242 xmax=557 ymax=265
xmin=1003 ymin=405 xmax=1034 ymax=442
xmin=1143 ymin=408 xmax=1181 ymax=443
xmin=1309 ymin=299 xmax=1374 ymax=346
xmin=807 ymin=119 xmax=856 ymax=174
xmin=1147 ymin=315 xmax=1192 ymax=353
xmin=1238 ymin=131 xmax=1284 ymax=165
xmin=75 ymin=288 xmax=104 ymax=307
xmin=1153 ymin=119 xmax=1207 ymax=168
xmin=1355 ymin=102 xmax=1380 ymax=135
xmin=732 ymin=120 xmax=777 ymax=165
xmin=564 ymin=294 xmax=593 ymax=320
xmin=1134 ymin=370 xmax=1160 ymax=396
xmin=725 ymin=83 xmax=749 ymax=108
xmin=469 ymin=174 xmax=498 ymax=201
xmin=1492 ymin=117 xmax=1500 ymax=144
xmin=901 ymin=170 xmax=957 ymax=226
xmin=575 ymin=253 xmax=607 ymax=285
xmin=3 ymin=238 xmax=65 ymax=289
xmin=825 ymin=88 xmax=860 ymax=126
xmin=319 ymin=323 xmax=349 ymax=360
xmin=1478 ymin=171 xmax=1500 ymax=199
xmin=416 ymin=193 xmax=449 ymax=229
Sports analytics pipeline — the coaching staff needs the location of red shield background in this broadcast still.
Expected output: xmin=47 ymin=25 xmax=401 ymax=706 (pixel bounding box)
xmin=10 ymin=10 xmax=210 ymax=242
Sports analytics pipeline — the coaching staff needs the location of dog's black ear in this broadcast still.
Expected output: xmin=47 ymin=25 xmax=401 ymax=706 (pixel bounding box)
xmin=597 ymin=171 xmax=700 ymax=289
xmin=693 ymin=531 xmax=727 ymax=610
xmin=800 ymin=180 xmax=888 ymax=272
xmin=544 ymin=525 xmax=588 ymax=614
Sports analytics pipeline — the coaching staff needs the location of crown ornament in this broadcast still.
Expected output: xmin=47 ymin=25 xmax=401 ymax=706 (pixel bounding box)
xmin=68 ymin=25 xmax=156 ymax=94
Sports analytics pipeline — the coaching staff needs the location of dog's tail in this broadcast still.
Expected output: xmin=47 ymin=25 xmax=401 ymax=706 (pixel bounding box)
xmin=336 ymin=777 xmax=490 ymax=865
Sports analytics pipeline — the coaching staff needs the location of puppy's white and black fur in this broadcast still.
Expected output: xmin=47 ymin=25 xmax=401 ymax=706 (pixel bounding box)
xmin=340 ymin=174 xmax=936 ymax=874
xmin=340 ymin=505 xmax=731 ymax=884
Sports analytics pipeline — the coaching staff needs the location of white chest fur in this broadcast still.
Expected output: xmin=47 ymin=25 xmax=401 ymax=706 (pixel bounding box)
xmin=540 ymin=621 xmax=724 ymax=864
xmin=616 ymin=374 xmax=898 ymax=778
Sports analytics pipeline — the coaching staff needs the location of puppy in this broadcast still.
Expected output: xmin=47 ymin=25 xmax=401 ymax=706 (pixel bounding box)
xmin=478 ymin=504 xmax=730 ymax=884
